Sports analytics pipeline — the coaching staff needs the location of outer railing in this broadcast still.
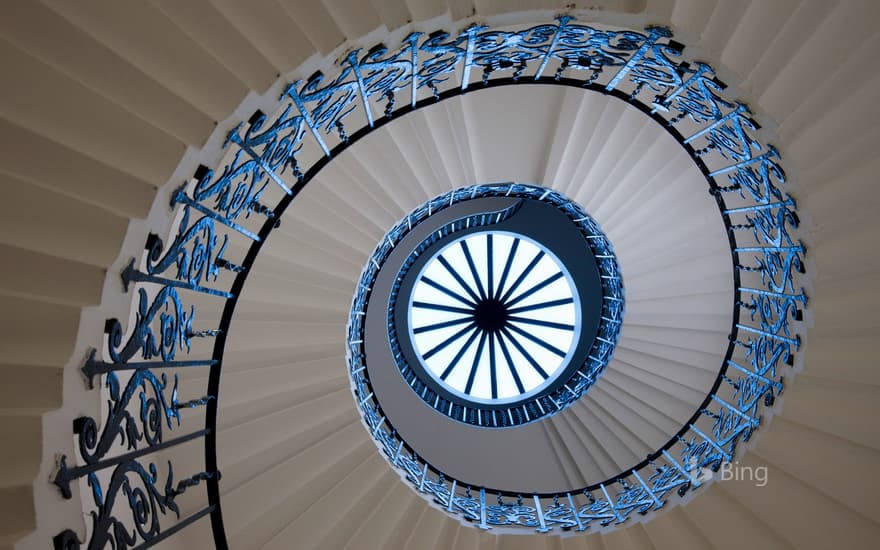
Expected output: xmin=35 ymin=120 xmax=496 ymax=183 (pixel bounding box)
xmin=51 ymin=15 xmax=806 ymax=547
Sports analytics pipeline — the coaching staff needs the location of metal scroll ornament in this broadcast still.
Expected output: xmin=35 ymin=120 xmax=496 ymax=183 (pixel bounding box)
xmin=53 ymin=14 xmax=807 ymax=545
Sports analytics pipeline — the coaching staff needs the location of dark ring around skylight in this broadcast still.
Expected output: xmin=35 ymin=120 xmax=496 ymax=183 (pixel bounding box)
xmin=380 ymin=185 xmax=620 ymax=427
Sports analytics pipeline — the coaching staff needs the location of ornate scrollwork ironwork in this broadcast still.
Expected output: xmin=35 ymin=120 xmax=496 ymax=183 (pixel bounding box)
xmin=53 ymin=461 xmax=219 ymax=550
xmin=73 ymin=370 xmax=179 ymax=466
xmin=80 ymin=285 xmax=219 ymax=386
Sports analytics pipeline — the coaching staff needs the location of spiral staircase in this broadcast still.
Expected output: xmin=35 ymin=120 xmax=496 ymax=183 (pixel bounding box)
xmin=1 ymin=1 xmax=878 ymax=549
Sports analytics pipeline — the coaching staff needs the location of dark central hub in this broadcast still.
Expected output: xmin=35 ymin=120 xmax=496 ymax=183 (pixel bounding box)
xmin=473 ymin=298 xmax=508 ymax=332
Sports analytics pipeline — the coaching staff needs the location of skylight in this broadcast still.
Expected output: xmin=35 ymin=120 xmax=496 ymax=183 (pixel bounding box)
xmin=408 ymin=231 xmax=579 ymax=404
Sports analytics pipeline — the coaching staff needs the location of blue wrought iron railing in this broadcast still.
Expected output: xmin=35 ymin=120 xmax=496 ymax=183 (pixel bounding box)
xmin=51 ymin=14 xmax=806 ymax=547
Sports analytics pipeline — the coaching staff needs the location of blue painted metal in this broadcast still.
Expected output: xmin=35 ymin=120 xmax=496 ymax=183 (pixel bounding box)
xmin=52 ymin=14 xmax=807 ymax=545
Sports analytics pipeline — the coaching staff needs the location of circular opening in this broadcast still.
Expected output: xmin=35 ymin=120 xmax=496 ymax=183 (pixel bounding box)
xmin=358 ymin=183 xmax=624 ymax=428
xmin=408 ymin=231 xmax=581 ymax=405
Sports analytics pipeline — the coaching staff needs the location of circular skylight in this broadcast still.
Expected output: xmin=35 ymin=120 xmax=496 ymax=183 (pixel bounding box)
xmin=409 ymin=231 xmax=580 ymax=404
xmin=369 ymin=184 xmax=623 ymax=428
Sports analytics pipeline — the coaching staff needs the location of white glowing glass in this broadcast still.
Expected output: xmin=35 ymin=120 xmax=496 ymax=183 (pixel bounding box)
xmin=408 ymin=231 xmax=580 ymax=404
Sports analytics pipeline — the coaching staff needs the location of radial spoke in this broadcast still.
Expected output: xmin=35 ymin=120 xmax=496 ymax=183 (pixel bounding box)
xmin=488 ymin=331 xmax=497 ymax=399
xmin=412 ymin=301 xmax=473 ymax=315
xmin=413 ymin=315 xmax=475 ymax=334
xmin=437 ymin=253 xmax=482 ymax=303
xmin=505 ymin=322 xmax=567 ymax=358
xmin=463 ymin=330 xmax=488 ymax=395
xmin=499 ymin=250 xmax=545 ymax=303
xmin=508 ymin=316 xmax=575 ymax=331
xmin=494 ymin=237 xmax=520 ymax=300
xmin=423 ymin=322 xmax=477 ymax=360
xmin=439 ymin=327 xmax=482 ymax=380
xmin=459 ymin=239 xmax=487 ymax=300
xmin=486 ymin=234 xmax=494 ymax=300
xmin=506 ymin=271 xmax=564 ymax=308
xmin=500 ymin=327 xmax=549 ymax=379
xmin=496 ymin=332 xmax=526 ymax=394
xmin=421 ymin=276 xmax=477 ymax=308
xmin=507 ymin=297 xmax=574 ymax=315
